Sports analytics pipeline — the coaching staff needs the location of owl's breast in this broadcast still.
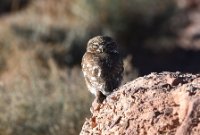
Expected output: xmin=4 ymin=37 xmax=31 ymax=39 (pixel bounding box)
xmin=81 ymin=52 xmax=123 ymax=96
xmin=81 ymin=52 xmax=104 ymax=91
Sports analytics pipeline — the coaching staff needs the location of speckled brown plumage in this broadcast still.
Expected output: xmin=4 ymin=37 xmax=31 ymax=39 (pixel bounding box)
xmin=81 ymin=36 xmax=124 ymax=103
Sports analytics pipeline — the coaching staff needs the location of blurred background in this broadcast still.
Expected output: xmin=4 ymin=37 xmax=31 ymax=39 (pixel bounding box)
xmin=0 ymin=0 xmax=200 ymax=135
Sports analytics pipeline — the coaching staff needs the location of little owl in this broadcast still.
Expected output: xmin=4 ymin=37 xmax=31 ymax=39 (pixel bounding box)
xmin=81 ymin=36 xmax=124 ymax=103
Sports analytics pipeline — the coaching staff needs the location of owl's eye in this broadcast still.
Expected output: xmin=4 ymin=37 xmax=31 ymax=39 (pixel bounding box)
xmin=92 ymin=44 xmax=98 ymax=49
xmin=106 ymin=42 xmax=118 ymax=53
xmin=107 ymin=43 xmax=115 ymax=49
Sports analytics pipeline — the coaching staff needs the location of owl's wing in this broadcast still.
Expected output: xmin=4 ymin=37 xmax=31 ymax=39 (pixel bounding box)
xmin=100 ymin=53 xmax=124 ymax=95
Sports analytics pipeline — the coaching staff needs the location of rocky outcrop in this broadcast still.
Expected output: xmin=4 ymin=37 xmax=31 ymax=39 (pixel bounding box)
xmin=80 ymin=72 xmax=200 ymax=135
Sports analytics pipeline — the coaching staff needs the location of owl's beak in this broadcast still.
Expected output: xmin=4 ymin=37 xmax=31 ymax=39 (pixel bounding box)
xmin=99 ymin=45 xmax=104 ymax=52
xmin=112 ymin=50 xmax=118 ymax=53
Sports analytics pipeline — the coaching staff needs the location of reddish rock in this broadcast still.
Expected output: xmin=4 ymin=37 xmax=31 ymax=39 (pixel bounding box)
xmin=80 ymin=72 xmax=200 ymax=135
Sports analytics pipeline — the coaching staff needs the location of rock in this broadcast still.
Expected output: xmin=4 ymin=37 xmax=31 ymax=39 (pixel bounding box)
xmin=80 ymin=72 xmax=200 ymax=135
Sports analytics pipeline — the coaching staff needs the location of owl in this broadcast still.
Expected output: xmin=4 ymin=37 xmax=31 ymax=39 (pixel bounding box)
xmin=81 ymin=36 xmax=124 ymax=103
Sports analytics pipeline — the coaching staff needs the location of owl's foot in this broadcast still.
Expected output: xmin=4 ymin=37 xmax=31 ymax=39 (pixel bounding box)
xmin=90 ymin=92 xmax=106 ymax=113
xmin=96 ymin=91 xmax=106 ymax=103
xmin=90 ymin=102 xmax=101 ymax=113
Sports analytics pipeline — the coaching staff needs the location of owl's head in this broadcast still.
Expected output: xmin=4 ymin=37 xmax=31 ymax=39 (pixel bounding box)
xmin=87 ymin=36 xmax=118 ymax=53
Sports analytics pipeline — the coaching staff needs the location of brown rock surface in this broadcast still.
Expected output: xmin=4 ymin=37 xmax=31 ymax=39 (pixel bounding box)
xmin=80 ymin=72 xmax=200 ymax=135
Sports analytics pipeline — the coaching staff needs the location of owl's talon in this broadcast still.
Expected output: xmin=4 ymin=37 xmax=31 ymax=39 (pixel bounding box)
xmin=91 ymin=101 xmax=101 ymax=113
xmin=96 ymin=91 xmax=106 ymax=103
